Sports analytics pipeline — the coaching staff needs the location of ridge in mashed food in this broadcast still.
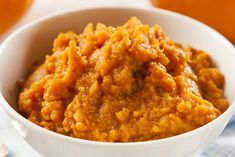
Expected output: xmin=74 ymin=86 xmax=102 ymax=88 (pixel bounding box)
xmin=18 ymin=17 xmax=229 ymax=142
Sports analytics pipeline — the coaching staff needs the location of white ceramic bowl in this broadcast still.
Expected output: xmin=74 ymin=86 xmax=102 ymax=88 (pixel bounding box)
xmin=1 ymin=7 xmax=235 ymax=157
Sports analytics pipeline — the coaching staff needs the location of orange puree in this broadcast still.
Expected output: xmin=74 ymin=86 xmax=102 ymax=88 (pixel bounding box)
xmin=18 ymin=17 xmax=228 ymax=142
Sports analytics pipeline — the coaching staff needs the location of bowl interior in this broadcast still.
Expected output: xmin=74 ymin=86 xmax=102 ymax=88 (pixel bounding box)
xmin=1 ymin=7 xmax=235 ymax=113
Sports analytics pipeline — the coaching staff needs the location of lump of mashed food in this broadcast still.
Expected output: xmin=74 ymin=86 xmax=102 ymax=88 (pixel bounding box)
xmin=18 ymin=17 xmax=229 ymax=142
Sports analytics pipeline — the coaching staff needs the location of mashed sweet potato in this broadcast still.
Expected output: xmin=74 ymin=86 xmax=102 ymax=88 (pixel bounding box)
xmin=18 ymin=17 xmax=228 ymax=142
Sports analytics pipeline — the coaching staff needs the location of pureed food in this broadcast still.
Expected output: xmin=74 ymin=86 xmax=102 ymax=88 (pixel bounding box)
xmin=18 ymin=17 xmax=229 ymax=142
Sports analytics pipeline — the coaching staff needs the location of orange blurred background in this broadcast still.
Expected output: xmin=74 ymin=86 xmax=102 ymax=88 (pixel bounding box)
xmin=0 ymin=0 xmax=32 ymax=36
xmin=152 ymin=0 xmax=235 ymax=41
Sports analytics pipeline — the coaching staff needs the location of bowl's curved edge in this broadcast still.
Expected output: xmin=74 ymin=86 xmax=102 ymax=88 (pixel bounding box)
xmin=0 ymin=6 xmax=235 ymax=147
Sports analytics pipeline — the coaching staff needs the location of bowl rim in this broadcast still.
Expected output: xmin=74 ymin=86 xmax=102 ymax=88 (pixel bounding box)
xmin=1 ymin=6 xmax=235 ymax=147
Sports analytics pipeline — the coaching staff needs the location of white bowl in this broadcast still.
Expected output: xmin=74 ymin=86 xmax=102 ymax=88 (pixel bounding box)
xmin=1 ymin=7 xmax=235 ymax=157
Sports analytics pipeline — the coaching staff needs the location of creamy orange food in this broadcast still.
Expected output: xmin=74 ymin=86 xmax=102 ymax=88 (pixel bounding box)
xmin=18 ymin=17 xmax=228 ymax=142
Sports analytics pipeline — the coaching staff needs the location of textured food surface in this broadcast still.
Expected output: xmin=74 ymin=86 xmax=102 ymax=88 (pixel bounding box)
xmin=18 ymin=17 xmax=229 ymax=142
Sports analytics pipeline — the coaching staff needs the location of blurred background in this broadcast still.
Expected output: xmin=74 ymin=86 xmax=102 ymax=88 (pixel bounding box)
xmin=0 ymin=0 xmax=235 ymax=42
